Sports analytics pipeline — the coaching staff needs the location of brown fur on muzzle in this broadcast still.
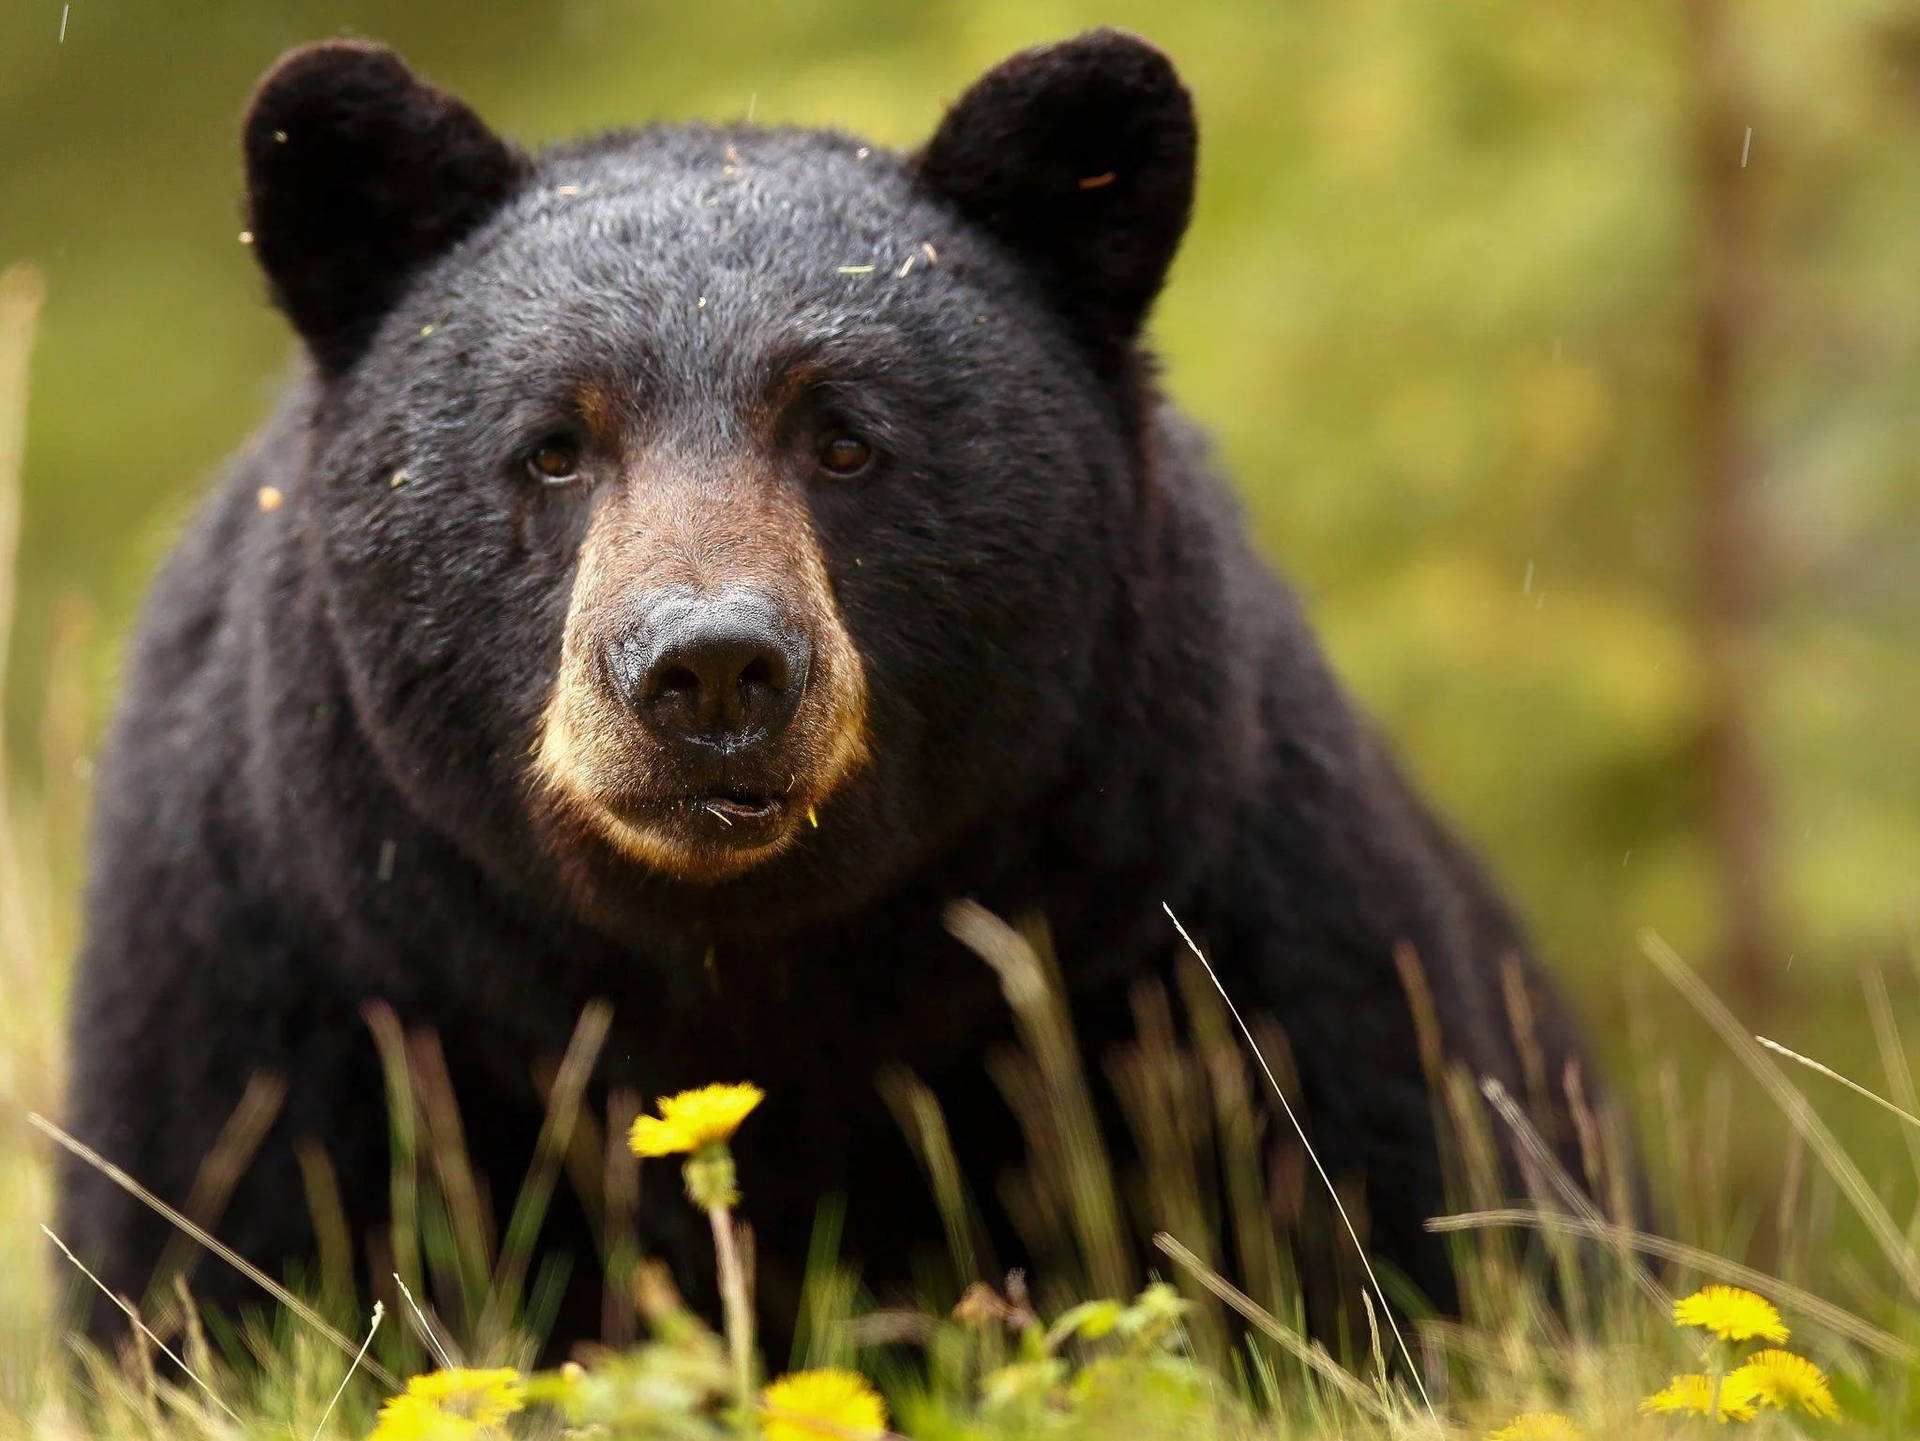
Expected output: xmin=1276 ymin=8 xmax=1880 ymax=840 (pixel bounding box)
xmin=534 ymin=463 xmax=869 ymax=881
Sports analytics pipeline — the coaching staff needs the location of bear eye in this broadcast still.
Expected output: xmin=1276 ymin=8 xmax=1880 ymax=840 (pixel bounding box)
xmin=526 ymin=436 xmax=582 ymax=485
xmin=818 ymin=435 xmax=872 ymax=478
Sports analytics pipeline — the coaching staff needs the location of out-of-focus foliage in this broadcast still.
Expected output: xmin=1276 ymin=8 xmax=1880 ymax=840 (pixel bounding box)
xmin=2 ymin=1 xmax=1917 ymax=1076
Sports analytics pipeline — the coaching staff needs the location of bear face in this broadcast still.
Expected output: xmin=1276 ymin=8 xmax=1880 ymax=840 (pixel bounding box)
xmin=247 ymin=37 xmax=1197 ymax=937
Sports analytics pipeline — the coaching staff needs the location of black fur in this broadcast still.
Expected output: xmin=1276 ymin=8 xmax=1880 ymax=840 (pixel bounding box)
xmin=244 ymin=42 xmax=531 ymax=373
xmin=61 ymin=31 xmax=1625 ymax=1351
xmin=919 ymin=30 xmax=1197 ymax=359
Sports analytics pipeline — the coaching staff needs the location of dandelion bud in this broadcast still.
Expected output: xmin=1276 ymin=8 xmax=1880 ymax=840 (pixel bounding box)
xmin=684 ymin=1142 xmax=739 ymax=1209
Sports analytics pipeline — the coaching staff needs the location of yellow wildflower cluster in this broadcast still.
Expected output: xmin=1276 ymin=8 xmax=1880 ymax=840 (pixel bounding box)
xmin=1735 ymin=1349 xmax=1841 ymax=1420
xmin=368 ymin=1367 xmax=525 ymax=1441
xmin=761 ymin=1367 xmax=889 ymax=1441
xmin=1638 ymin=1286 xmax=1839 ymax=1425
xmin=1483 ymin=1413 xmax=1583 ymax=1441
xmin=361 ymin=1087 xmax=903 ymax=1441
xmin=1672 ymin=1286 xmax=1789 ymax=1344
xmin=1643 ymin=1371 xmax=1761 ymax=1423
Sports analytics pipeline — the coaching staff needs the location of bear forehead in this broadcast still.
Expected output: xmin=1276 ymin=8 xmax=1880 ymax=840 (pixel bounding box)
xmin=356 ymin=124 xmax=1030 ymax=407
xmin=423 ymin=126 xmax=981 ymax=315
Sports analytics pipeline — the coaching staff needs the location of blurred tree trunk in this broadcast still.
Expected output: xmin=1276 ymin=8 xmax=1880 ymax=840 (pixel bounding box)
xmin=1687 ymin=0 xmax=1778 ymax=1010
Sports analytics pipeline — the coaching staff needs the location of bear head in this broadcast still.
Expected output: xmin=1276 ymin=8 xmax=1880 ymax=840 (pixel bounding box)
xmin=241 ymin=31 xmax=1197 ymax=936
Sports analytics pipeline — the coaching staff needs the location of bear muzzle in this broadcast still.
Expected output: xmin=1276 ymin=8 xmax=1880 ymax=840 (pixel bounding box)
xmin=591 ymin=588 xmax=814 ymax=844
xmin=532 ymin=485 xmax=871 ymax=883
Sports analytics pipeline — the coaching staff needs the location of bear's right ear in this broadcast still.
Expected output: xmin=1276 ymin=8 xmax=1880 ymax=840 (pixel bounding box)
xmin=243 ymin=42 xmax=528 ymax=374
xmin=917 ymin=30 xmax=1197 ymax=360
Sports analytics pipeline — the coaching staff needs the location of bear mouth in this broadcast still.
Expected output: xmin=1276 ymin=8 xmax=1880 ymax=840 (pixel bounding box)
xmin=689 ymin=789 xmax=784 ymax=826
xmin=568 ymin=783 xmax=801 ymax=880
xmin=588 ymin=777 xmax=795 ymax=840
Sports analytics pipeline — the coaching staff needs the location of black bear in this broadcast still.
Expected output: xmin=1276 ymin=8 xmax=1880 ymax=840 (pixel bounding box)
xmin=60 ymin=30 xmax=1628 ymax=1351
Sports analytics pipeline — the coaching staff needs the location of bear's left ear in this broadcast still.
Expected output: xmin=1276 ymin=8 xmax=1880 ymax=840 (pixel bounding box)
xmin=917 ymin=29 xmax=1196 ymax=357
xmin=243 ymin=41 xmax=530 ymax=374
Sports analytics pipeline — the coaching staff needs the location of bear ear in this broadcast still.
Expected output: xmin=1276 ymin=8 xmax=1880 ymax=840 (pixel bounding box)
xmin=243 ymin=41 xmax=529 ymax=374
xmin=917 ymin=29 xmax=1196 ymax=356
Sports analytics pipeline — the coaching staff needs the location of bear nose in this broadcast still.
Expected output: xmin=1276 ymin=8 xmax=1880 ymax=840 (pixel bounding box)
xmin=608 ymin=590 xmax=809 ymax=748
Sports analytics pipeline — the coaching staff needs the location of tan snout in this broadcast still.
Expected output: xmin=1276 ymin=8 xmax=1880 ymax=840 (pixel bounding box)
xmin=534 ymin=466 xmax=869 ymax=881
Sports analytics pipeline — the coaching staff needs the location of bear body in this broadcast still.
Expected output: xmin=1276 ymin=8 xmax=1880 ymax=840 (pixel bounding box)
xmin=61 ymin=33 xmax=1618 ymax=1349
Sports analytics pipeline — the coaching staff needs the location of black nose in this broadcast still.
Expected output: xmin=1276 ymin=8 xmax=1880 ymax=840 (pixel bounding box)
xmin=607 ymin=590 xmax=809 ymax=747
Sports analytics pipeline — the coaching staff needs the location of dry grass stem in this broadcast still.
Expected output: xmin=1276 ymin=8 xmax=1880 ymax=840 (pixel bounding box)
xmin=391 ymin=1271 xmax=458 ymax=1370
xmin=1754 ymin=1034 xmax=1920 ymax=1132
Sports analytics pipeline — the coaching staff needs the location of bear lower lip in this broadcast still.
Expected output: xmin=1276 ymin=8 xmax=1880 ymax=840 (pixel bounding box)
xmin=592 ymin=787 xmax=793 ymax=841
xmin=698 ymin=793 xmax=778 ymax=820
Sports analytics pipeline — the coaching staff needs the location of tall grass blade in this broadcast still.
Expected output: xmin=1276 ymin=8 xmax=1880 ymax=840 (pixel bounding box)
xmin=1154 ymin=1232 xmax=1389 ymax=1421
xmin=1862 ymin=967 xmax=1920 ymax=1189
xmin=145 ymin=1070 xmax=287 ymax=1329
xmin=1163 ymin=902 xmax=1438 ymax=1421
xmin=1427 ymin=1207 xmax=1915 ymax=1360
xmin=1477 ymin=1076 xmax=1667 ymax=1309
xmin=945 ymin=901 xmax=1131 ymax=1305
xmin=1640 ymin=928 xmax=1920 ymax=1299
xmin=483 ymin=999 xmax=612 ymax=1338
xmin=878 ymin=1065 xmax=984 ymax=1289
xmin=27 ymin=1111 xmax=395 ymax=1386
xmin=0 ymin=267 xmax=43 ymax=987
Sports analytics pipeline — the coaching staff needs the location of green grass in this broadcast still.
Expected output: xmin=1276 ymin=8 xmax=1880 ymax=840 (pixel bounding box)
xmin=4 ymin=262 xmax=1920 ymax=1439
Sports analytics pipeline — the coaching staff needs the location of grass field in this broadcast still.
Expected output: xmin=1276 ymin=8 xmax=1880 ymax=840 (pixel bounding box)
xmin=3 ymin=256 xmax=1920 ymax=1438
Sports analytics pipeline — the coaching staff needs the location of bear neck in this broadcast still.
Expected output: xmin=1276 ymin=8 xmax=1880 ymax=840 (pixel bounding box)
xmin=946 ymin=401 xmax=1284 ymax=984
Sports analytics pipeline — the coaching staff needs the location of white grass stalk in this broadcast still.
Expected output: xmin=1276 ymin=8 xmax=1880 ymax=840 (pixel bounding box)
xmin=392 ymin=1272 xmax=457 ymax=1371
xmin=309 ymin=1302 xmax=384 ymax=1441
xmin=1755 ymin=1034 xmax=1920 ymax=1133
xmin=41 ymin=1225 xmax=241 ymax=1424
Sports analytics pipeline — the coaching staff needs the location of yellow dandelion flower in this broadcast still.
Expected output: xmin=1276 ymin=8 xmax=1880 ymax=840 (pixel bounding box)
xmin=1672 ymin=1285 xmax=1789 ymax=1343
xmin=1640 ymin=1372 xmax=1760 ymax=1423
xmin=628 ymin=1082 xmax=764 ymax=1157
xmin=761 ymin=1367 xmax=888 ymax=1441
xmin=1730 ymin=1349 xmax=1841 ymax=1420
xmin=368 ymin=1368 xmax=525 ymax=1441
xmin=1485 ymin=1413 xmax=1583 ymax=1441
xmin=367 ymin=1394 xmax=479 ymax=1441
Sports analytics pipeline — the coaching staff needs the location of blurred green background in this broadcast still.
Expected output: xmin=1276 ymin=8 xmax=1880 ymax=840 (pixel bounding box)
xmin=2 ymin=0 xmax=1919 ymax=1311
